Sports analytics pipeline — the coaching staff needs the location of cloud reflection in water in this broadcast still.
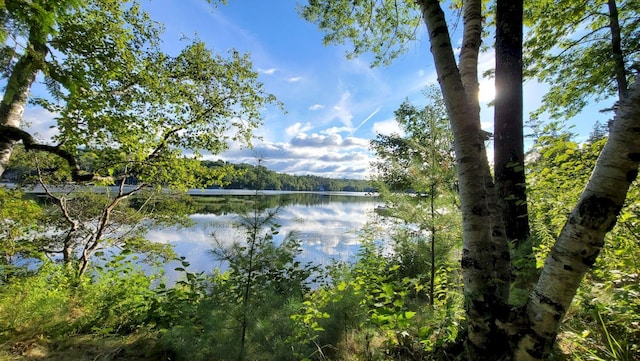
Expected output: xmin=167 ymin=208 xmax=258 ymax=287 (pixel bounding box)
xmin=146 ymin=197 xmax=382 ymax=274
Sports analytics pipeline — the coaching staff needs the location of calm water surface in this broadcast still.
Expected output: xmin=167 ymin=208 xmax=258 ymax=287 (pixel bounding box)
xmin=147 ymin=192 xmax=384 ymax=274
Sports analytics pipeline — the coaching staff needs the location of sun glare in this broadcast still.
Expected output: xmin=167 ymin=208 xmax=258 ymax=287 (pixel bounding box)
xmin=479 ymin=80 xmax=496 ymax=103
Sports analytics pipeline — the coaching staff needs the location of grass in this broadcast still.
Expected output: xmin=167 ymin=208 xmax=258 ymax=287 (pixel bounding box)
xmin=0 ymin=333 xmax=172 ymax=361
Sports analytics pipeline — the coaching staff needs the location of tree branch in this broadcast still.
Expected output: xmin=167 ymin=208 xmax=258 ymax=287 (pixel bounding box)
xmin=1 ymin=125 xmax=102 ymax=182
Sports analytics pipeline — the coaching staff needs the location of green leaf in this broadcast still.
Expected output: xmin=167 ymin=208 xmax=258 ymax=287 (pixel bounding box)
xmin=337 ymin=280 xmax=347 ymax=291
xmin=404 ymin=311 xmax=416 ymax=319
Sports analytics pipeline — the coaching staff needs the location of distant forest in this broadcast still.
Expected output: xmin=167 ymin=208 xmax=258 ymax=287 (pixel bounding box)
xmin=1 ymin=155 xmax=374 ymax=192
xmin=202 ymin=160 xmax=374 ymax=192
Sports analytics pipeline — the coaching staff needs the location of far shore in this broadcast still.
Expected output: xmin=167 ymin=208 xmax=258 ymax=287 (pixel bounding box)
xmin=0 ymin=182 xmax=378 ymax=197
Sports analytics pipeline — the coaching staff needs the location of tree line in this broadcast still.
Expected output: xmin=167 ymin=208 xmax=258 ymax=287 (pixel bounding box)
xmin=202 ymin=160 xmax=374 ymax=192
xmin=1 ymin=154 xmax=374 ymax=193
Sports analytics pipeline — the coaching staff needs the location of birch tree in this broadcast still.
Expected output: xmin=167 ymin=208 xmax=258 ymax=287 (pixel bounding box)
xmin=302 ymin=0 xmax=640 ymax=359
xmin=1 ymin=0 xmax=85 ymax=177
xmin=0 ymin=0 xmax=279 ymax=278
xmin=1 ymin=0 xmax=278 ymax=183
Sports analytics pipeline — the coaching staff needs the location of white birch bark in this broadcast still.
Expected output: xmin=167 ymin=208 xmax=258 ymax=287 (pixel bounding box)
xmin=459 ymin=0 xmax=482 ymax=118
xmin=417 ymin=0 xmax=510 ymax=357
xmin=0 ymin=33 xmax=46 ymax=177
xmin=0 ymin=63 xmax=38 ymax=176
xmin=515 ymin=75 xmax=640 ymax=361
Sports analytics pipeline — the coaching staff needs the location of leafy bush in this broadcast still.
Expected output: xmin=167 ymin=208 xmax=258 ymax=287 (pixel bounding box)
xmin=73 ymin=256 xmax=160 ymax=335
xmin=0 ymin=263 xmax=73 ymax=339
xmin=157 ymin=206 xmax=319 ymax=361
xmin=293 ymin=237 xmax=464 ymax=361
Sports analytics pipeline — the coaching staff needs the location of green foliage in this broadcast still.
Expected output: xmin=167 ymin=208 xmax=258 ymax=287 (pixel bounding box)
xmin=2 ymin=0 xmax=280 ymax=283
xmin=0 ymin=195 xmax=468 ymax=360
xmin=3 ymin=0 xmax=280 ymax=190
xmin=147 ymin=257 xmax=208 ymax=332
xmin=528 ymin=123 xmax=640 ymax=359
xmin=73 ymin=257 xmax=160 ymax=335
xmin=0 ymin=187 xmax=43 ymax=280
xmin=2 ymin=184 xmax=183 ymax=277
xmin=299 ymin=0 xmax=422 ymax=66
xmin=40 ymin=24 xmax=278 ymax=187
xmin=213 ymin=205 xmax=319 ymax=297
xmin=524 ymin=0 xmax=640 ymax=119
xmin=0 ymin=257 xmax=155 ymax=336
xmin=390 ymin=228 xmax=460 ymax=295
xmin=203 ymin=160 xmax=373 ymax=191
xmin=0 ymin=262 xmax=73 ymax=338
xmin=293 ymin=86 xmax=463 ymax=359
xmin=293 ymin=231 xmax=463 ymax=360
xmin=371 ymin=85 xmax=460 ymax=309
xmin=157 ymin=202 xmax=319 ymax=361
xmin=371 ymin=86 xmax=456 ymax=194
xmin=5 ymin=156 xmax=374 ymax=191
xmin=527 ymin=122 xmax=602 ymax=266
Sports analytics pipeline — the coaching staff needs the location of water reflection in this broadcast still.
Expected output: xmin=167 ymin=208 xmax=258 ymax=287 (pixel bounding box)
xmin=146 ymin=193 xmax=382 ymax=274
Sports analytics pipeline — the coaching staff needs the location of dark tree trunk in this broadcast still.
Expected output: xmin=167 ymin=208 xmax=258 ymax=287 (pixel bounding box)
xmin=494 ymin=0 xmax=530 ymax=266
xmin=607 ymin=0 xmax=628 ymax=100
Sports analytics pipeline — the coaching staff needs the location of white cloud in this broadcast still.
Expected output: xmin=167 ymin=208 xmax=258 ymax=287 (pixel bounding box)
xmin=321 ymin=126 xmax=353 ymax=135
xmin=309 ymin=104 xmax=325 ymax=111
xmin=286 ymin=76 xmax=302 ymax=82
xmin=287 ymin=131 xmax=369 ymax=151
xmin=259 ymin=67 xmax=277 ymax=75
xmin=372 ymin=118 xmax=404 ymax=137
xmin=23 ymin=107 xmax=58 ymax=143
xmin=331 ymin=91 xmax=354 ymax=127
xmin=291 ymin=133 xmax=342 ymax=147
xmin=342 ymin=137 xmax=370 ymax=148
xmin=285 ymin=122 xmax=313 ymax=137
xmin=212 ymin=130 xmax=374 ymax=179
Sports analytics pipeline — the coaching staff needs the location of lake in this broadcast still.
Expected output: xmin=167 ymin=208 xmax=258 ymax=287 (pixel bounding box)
xmin=147 ymin=191 xmax=384 ymax=275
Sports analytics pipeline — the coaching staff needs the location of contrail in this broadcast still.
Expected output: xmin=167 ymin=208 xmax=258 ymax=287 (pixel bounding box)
xmin=353 ymin=106 xmax=381 ymax=134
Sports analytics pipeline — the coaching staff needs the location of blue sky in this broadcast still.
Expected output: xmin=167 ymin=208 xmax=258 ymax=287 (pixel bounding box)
xmin=22 ymin=0 xmax=610 ymax=179
xmin=145 ymin=0 xmax=441 ymax=180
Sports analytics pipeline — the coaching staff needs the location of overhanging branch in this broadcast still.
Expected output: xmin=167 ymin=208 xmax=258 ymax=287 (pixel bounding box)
xmin=1 ymin=125 xmax=95 ymax=182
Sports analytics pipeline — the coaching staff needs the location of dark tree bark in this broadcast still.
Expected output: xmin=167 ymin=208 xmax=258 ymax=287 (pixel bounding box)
xmin=608 ymin=0 xmax=628 ymax=100
xmin=494 ymin=0 xmax=529 ymax=248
